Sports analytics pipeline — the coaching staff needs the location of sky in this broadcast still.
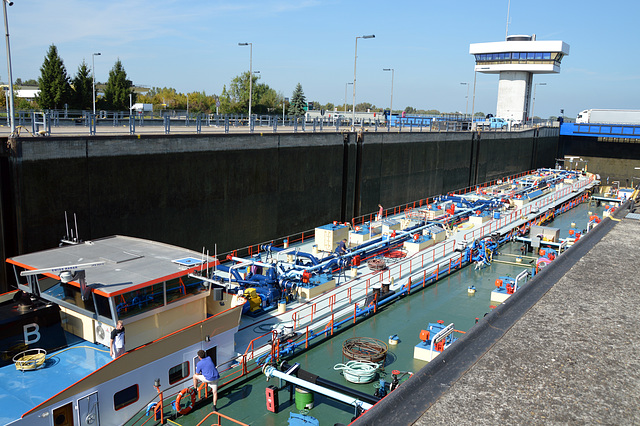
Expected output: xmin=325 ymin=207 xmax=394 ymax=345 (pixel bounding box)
xmin=2 ymin=0 xmax=639 ymax=119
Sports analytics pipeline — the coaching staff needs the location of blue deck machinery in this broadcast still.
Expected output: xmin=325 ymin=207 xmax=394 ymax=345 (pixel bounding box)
xmin=210 ymin=169 xmax=585 ymax=317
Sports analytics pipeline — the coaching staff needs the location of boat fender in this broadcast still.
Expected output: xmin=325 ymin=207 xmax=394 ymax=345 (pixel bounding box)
xmin=175 ymin=387 xmax=196 ymax=415
xmin=145 ymin=402 xmax=157 ymax=416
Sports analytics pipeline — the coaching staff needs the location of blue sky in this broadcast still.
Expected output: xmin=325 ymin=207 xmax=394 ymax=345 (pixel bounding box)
xmin=3 ymin=0 xmax=639 ymax=119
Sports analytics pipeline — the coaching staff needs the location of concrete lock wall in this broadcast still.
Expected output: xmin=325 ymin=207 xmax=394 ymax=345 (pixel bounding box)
xmin=0 ymin=129 xmax=558 ymax=291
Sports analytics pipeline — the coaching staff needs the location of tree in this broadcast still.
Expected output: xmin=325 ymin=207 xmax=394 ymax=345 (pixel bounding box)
xmin=101 ymin=59 xmax=136 ymax=110
xmin=70 ymin=60 xmax=93 ymax=110
xmin=355 ymin=102 xmax=376 ymax=112
xmin=222 ymin=72 xmax=283 ymax=115
xmin=289 ymin=83 xmax=306 ymax=116
xmin=37 ymin=44 xmax=72 ymax=109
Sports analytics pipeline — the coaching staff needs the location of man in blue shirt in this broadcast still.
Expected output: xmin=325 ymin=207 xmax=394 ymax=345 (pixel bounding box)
xmin=193 ymin=350 xmax=220 ymax=411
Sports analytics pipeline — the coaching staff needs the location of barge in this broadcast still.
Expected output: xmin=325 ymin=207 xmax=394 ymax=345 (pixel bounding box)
xmin=0 ymin=168 xmax=597 ymax=425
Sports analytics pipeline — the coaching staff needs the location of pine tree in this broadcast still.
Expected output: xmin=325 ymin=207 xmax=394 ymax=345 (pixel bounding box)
xmin=37 ymin=44 xmax=72 ymax=109
xmin=70 ymin=60 xmax=93 ymax=110
xmin=289 ymin=83 xmax=306 ymax=116
xmin=101 ymin=59 xmax=136 ymax=111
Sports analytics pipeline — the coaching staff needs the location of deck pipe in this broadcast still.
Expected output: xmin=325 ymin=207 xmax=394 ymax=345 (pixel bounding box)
xmin=272 ymin=253 xmax=471 ymax=360
xmin=271 ymin=180 xmax=594 ymax=360
xmin=278 ymin=361 xmax=380 ymax=406
xmin=262 ymin=365 xmax=373 ymax=411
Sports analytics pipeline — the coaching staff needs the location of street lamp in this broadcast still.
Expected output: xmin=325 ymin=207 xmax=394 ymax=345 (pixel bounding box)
xmin=238 ymin=42 xmax=252 ymax=120
xmin=92 ymin=52 xmax=101 ymax=115
xmin=460 ymin=82 xmax=469 ymax=119
xmin=3 ymin=0 xmax=15 ymax=134
xmin=383 ymin=68 xmax=394 ymax=117
xmin=470 ymin=71 xmax=477 ymax=129
xmin=531 ymin=82 xmax=546 ymax=126
xmin=352 ymin=34 xmax=374 ymax=127
xmin=344 ymin=82 xmax=353 ymax=112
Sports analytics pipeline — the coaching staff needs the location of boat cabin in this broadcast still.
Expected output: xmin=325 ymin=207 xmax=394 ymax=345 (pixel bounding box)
xmin=6 ymin=235 xmax=228 ymax=353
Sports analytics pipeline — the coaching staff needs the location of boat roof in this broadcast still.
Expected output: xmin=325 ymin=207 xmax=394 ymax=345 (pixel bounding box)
xmin=7 ymin=235 xmax=214 ymax=297
xmin=0 ymin=337 xmax=111 ymax=425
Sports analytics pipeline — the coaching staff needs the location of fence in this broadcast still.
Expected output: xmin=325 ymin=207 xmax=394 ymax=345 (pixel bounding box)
xmin=1 ymin=109 xmax=552 ymax=137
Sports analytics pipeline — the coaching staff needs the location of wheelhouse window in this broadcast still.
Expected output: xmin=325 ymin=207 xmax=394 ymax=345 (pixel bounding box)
xmin=166 ymin=275 xmax=208 ymax=305
xmin=117 ymin=283 xmax=165 ymax=319
xmin=114 ymin=384 xmax=139 ymax=411
xmin=169 ymin=361 xmax=190 ymax=385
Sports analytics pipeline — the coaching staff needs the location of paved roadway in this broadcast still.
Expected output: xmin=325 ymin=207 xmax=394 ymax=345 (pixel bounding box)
xmin=354 ymin=199 xmax=640 ymax=425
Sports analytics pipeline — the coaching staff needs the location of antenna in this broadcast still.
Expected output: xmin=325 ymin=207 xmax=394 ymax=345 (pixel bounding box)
xmin=64 ymin=211 xmax=70 ymax=240
xmin=505 ymin=0 xmax=511 ymax=39
xmin=61 ymin=212 xmax=82 ymax=245
xmin=74 ymin=213 xmax=79 ymax=242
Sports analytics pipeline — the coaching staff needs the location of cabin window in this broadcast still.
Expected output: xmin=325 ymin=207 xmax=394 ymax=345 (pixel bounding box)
xmin=116 ymin=283 xmax=165 ymax=319
xmin=114 ymin=384 xmax=139 ymax=410
xmin=535 ymin=52 xmax=543 ymax=60
xmin=543 ymin=52 xmax=551 ymax=60
xmin=41 ymin=281 xmax=97 ymax=313
xmin=166 ymin=275 xmax=208 ymax=305
xmin=94 ymin=294 xmax=113 ymax=320
xmin=169 ymin=361 xmax=190 ymax=385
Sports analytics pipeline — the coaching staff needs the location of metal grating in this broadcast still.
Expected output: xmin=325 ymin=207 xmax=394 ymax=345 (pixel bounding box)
xmin=625 ymin=212 xmax=640 ymax=220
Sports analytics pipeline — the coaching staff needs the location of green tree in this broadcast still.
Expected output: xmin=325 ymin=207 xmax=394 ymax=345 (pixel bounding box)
xmin=228 ymin=71 xmax=257 ymax=114
xmin=37 ymin=44 xmax=72 ymax=109
xmin=139 ymin=87 xmax=180 ymax=109
xmin=289 ymin=83 xmax=306 ymax=116
xmin=223 ymin=72 xmax=282 ymax=115
xmin=101 ymin=59 xmax=136 ymax=110
xmin=70 ymin=60 xmax=93 ymax=110
xmin=355 ymin=102 xmax=377 ymax=112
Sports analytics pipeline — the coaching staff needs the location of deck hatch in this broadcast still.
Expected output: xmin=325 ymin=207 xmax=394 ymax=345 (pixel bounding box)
xmin=172 ymin=257 xmax=205 ymax=267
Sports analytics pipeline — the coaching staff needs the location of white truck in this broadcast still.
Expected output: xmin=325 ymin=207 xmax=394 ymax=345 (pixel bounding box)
xmin=130 ymin=103 xmax=153 ymax=113
xmin=575 ymin=109 xmax=640 ymax=124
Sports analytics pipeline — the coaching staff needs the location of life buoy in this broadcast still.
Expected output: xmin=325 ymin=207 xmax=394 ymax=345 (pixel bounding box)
xmin=175 ymin=387 xmax=196 ymax=415
xmin=146 ymin=402 xmax=157 ymax=416
xmin=536 ymin=257 xmax=552 ymax=269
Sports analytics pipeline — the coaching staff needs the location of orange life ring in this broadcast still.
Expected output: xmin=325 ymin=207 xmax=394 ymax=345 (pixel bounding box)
xmin=175 ymin=387 xmax=196 ymax=415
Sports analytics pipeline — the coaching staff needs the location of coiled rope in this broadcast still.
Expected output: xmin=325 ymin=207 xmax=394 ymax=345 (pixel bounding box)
xmin=333 ymin=360 xmax=380 ymax=383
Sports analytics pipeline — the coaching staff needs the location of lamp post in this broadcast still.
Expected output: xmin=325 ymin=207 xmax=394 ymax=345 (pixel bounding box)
xmin=531 ymin=82 xmax=546 ymax=126
xmin=383 ymin=68 xmax=394 ymax=117
xmin=238 ymin=42 xmax=252 ymax=121
xmin=92 ymin=52 xmax=101 ymax=115
xmin=344 ymin=82 xmax=353 ymax=113
xmin=460 ymin=82 xmax=469 ymax=119
xmin=352 ymin=34 xmax=374 ymax=127
xmin=3 ymin=0 xmax=15 ymax=134
xmin=283 ymin=97 xmax=288 ymax=123
xmin=470 ymin=71 xmax=477 ymax=129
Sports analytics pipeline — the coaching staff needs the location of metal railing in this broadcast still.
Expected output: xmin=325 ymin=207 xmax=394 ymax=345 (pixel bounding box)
xmin=0 ymin=108 xmax=556 ymax=137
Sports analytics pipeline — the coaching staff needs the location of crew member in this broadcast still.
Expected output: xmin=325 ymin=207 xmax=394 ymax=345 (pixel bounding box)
xmin=335 ymin=239 xmax=348 ymax=255
xmin=110 ymin=320 xmax=125 ymax=359
xmin=193 ymin=350 xmax=220 ymax=411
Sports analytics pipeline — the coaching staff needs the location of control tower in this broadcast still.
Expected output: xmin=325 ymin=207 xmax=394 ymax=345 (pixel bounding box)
xmin=470 ymin=35 xmax=569 ymax=122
